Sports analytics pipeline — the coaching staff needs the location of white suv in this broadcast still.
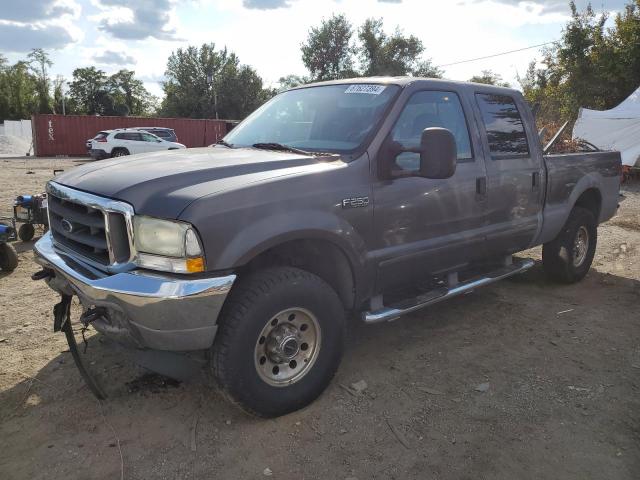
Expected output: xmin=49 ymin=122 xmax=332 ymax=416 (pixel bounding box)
xmin=89 ymin=129 xmax=186 ymax=159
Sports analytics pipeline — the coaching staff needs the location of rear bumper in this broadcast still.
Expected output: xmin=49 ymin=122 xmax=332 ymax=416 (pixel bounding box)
xmin=34 ymin=232 xmax=235 ymax=351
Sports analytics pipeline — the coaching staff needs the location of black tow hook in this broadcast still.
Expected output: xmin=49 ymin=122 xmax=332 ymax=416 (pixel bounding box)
xmin=31 ymin=268 xmax=54 ymax=281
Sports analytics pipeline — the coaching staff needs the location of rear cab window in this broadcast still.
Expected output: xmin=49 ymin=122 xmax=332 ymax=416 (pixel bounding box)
xmin=475 ymin=93 xmax=529 ymax=159
xmin=391 ymin=90 xmax=473 ymax=172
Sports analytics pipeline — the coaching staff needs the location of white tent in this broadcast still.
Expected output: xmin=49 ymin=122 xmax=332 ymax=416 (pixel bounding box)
xmin=573 ymin=86 xmax=640 ymax=167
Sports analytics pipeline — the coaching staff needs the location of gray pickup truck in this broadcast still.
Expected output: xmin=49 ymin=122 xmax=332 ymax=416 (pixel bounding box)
xmin=33 ymin=78 xmax=621 ymax=417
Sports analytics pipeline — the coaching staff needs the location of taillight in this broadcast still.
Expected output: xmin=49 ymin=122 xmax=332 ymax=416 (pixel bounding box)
xmin=96 ymin=137 xmax=107 ymax=143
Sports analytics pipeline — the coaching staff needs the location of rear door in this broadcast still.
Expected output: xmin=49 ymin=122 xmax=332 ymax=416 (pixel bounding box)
xmin=473 ymin=92 xmax=544 ymax=255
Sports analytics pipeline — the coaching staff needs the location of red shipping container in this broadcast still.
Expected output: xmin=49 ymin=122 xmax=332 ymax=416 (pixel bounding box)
xmin=32 ymin=114 xmax=230 ymax=157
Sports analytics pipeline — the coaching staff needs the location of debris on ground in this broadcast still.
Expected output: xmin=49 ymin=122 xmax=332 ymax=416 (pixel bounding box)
xmin=350 ymin=380 xmax=368 ymax=393
xmin=263 ymin=467 xmax=273 ymax=476
xmin=417 ymin=386 xmax=445 ymax=395
xmin=475 ymin=383 xmax=490 ymax=393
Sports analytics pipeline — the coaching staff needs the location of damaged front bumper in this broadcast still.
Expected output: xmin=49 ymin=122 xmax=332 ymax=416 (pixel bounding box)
xmin=34 ymin=232 xmax=235 ymax=351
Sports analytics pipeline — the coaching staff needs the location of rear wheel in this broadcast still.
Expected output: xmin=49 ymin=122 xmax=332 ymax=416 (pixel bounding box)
xmin=0 ymin=243 xmax=18 ymax=271
xmin=212 ymin=267 xmax=345 ymax=417
xmin=542 ymin=206 xmax=597 ymax=283
xmin=111 ymin=148 xmax=129 ymax=158
xmin=18 ymin=223 xmax=35 ymax=242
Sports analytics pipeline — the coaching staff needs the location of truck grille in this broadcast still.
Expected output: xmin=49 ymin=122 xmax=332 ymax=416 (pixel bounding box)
xmin=47 ymin=183 xmax=134 ymax=267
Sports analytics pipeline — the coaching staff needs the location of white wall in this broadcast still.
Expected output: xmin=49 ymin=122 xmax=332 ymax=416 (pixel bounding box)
xmin=3 ymin=120 xmax=33 ymax=144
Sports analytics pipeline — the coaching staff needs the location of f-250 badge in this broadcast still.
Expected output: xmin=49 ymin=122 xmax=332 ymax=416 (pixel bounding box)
xmin=342 ymin=196 xmax=369 ymax=209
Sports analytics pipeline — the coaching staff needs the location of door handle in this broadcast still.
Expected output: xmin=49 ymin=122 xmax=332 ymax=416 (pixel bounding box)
xmin=532 ymin=172 xmax=540 ymax=189
xmin=476 ymin=177 xmax=487 ymax=197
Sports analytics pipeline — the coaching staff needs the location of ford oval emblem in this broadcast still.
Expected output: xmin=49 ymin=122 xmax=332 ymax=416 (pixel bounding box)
xmin=61 ymin=219 xmax=73 ymax=233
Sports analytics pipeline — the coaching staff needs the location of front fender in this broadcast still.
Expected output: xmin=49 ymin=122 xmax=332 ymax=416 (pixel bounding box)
xmin=216 ymin=209 xmax=368 ymax=275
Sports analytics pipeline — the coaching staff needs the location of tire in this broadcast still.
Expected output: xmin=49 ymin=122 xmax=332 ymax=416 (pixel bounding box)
xmin=542 ymin=206 xmax=597 ymax=284
xmin=111 ymin=148 xmax=129 ymax=158
xmin=18 ymin=223 xmax=35 ymax=242
xmin=212 ymin=266 xmax=346 ymax=417
xmin=0 ymin=242 xmax=18 ymax=271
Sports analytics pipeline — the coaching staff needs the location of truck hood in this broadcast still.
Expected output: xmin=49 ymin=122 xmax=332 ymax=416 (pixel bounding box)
xmin=55 ymin=147 xmax=340 ymax=218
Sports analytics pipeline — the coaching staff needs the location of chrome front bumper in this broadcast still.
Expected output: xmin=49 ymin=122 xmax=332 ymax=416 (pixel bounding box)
xmin=34 ymin=232 xmax=236 ymax=351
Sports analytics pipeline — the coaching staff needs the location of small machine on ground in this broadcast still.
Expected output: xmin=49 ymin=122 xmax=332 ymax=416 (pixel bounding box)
xmin=13 ymin=193 xmax=48 ymax=241
xmin=0 ymin=222 xmax=18 ymax=272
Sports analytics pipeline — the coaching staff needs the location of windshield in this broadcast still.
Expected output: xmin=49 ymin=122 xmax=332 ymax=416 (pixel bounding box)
xmin=224 ymin=84 xmax=400 ymax=154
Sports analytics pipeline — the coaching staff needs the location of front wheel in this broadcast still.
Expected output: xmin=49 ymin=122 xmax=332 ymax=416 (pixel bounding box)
xmin=542 ymin=206 xmax=597 ymax=283
xmin=211 ymin=267 xmax=345 ymax=417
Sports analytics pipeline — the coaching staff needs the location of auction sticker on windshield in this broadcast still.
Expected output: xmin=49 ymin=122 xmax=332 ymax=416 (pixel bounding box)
xmin=344 ymin=84 xmax=387 ymax=95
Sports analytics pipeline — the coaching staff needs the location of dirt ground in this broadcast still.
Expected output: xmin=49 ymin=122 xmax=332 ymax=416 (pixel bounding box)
xmin=0 ymin=158 xmax=639 ymax=480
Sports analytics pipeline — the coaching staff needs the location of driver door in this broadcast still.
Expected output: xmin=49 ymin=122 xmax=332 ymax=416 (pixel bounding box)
xmin=372 ymin=89 xmax=489 ymax=292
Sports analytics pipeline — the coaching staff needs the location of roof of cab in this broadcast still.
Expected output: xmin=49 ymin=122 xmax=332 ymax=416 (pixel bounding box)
xmin=292 ymin=76 xmax=520 ymax=95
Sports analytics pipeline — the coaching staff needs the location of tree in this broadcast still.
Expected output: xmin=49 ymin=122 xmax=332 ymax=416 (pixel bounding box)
xmin=300 ymin=16 xmax=441 ymax=81
xmin=109 ymin=70 xmax=156 ymax=116
xmin=2 ymin=61 xmax=39 ymax=119
xmin=277 ymin=74 xmax=309 ymax=91
xmin=521 ymin=0 xmax=640 ymax=125
xmin=27 ymin=48 xmax=53 ymax=114
xmin=160 ymin=43 xmax=273 ymax=119
xmin=357 ymin=18 xmax=440 ymax=77
xmin=301 ymin=14 xmax=356 ymax=81
xmin=68 ymin=67 xmax=110 ymax=115
xmin=413 ymin=59 xmax=444 ymax=79
xmin=469 ymin=70 xmax=510 ymax=87
xmin=52 ymin=75 xmax=65 ymax=114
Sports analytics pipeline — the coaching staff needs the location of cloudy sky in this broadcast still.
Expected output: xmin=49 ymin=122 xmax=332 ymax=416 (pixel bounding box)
xmin=0 ymin=0 xmax=627 ymax=97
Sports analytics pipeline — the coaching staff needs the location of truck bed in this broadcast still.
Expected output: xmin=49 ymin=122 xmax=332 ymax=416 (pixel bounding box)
xmin=538 ymin=150 xmax=621 ymax=244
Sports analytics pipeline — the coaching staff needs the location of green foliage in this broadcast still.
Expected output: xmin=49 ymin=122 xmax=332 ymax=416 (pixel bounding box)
xmin=68 ymin=67 xmax=154 ymax=116
xmin=109 ymin=70 xmax=157 ymax=116
xmin=160 ymin=43 xmax=273 ymax=120
xmin=0 ymin=60 xmax=39 ymax=120
xmin=358 ymin=18 xmax=442 ymax=77
xmin=28 ymin=48 xmax=53 ymax=114
xmin=469 ymin=70 xmax=510 ymax=87
xmin=301 ymin=14 xmax=356 ymax=81
xmin=277 ymin=74 xmax=309 ymax=91
xmin=521 ymin=0 xmax=640 ymax=125
xmin=300 ymin=15 xmax=441 ymax=81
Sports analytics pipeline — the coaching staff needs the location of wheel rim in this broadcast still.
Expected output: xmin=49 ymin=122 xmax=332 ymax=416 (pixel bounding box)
xmin=573 ymin=226 xmax=589 ymax=267
xmin=254 ymin=308 xmax=321 ymax=387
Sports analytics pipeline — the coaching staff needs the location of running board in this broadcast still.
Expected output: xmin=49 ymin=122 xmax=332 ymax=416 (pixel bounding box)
xmin=363 ymin=258 xmax=535 ymax=324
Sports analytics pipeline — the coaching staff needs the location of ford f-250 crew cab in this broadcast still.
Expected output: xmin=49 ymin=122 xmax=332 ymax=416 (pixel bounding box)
xmin=33 ymin=78 xmax=621 ymax=417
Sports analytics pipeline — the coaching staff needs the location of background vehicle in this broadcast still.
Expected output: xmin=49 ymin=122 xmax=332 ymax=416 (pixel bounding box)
xmin=34 ymin=78 xmax=621 ymax=417
xmin=136 ymin=127 xmax=178 ymax=143
xmin=88 ymin=129 xmax=185 ymax=159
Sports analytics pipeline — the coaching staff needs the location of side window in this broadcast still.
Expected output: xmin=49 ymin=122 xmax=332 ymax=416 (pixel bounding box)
xmin=391 ymin=91 xmax=472 ymax=171
xmin=141 ymin=133 xmax=159 ymax=142
xmin=115 ymin=132 xmax=140 ymax=141
xmin=475 ymin=94 xmax=529 ymax=158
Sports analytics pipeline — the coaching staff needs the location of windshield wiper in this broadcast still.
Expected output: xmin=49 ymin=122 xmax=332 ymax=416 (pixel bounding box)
xmin=251 ymin=142 xmax=313 ymax=156
xmin=215 ymin=139 xmax=234 ymax=148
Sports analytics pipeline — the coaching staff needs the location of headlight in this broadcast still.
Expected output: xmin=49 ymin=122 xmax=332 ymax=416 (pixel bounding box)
xmin=133 ymin=216 xmax=205 ymax=273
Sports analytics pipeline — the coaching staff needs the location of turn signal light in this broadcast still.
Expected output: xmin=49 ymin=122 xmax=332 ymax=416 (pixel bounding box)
xmin=186 ymin=257 xmax=205 ymax=273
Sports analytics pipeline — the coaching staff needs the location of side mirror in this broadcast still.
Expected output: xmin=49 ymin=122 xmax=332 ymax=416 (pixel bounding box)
xmin=418 ymin=127 xmax=457 ymax=179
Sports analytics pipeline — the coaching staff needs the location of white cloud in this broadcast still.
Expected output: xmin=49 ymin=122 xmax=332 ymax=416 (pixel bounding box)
xmin=94 ymin=49 xmax=136 ymax=65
